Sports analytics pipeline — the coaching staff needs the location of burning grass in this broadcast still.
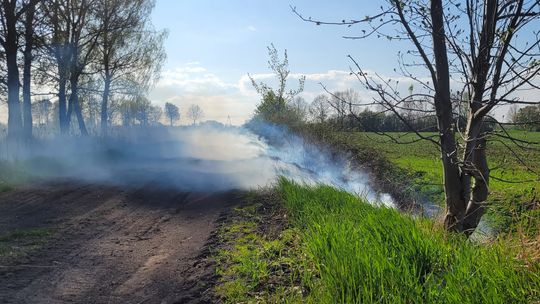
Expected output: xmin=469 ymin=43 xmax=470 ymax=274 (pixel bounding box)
xmin=215 ymin=179 xmax=540 ymax=303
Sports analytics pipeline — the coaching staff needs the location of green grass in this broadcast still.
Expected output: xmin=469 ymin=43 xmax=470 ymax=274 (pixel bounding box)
xmin=0 ymin=228 xmax=53 ymax=258
xmin=321 ymin=129 xmax=540 ymax=235
xmin=287 ymin=179 xmax=540 ymax=303
xmin=216 ymin=180 xmax=539 ymax=303
xmin=0 ymin=161 xmax=22 ymax=193
xmin=214 ymin=198 xmax=307 ymax=303
xmin=0 ymin=157 xmax=72 ymax=194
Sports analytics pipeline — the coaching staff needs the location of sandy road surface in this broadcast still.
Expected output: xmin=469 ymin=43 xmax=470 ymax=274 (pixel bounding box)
xmin=0 ymin=181 xmax=238 ymax=304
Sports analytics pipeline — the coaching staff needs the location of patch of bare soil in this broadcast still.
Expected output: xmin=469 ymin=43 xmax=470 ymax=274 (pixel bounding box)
xmin=0 ymin=180 xmax=240 ymax=304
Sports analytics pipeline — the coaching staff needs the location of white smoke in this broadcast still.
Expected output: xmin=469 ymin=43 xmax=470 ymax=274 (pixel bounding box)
xmin=0 ymin=122 xmax=395 ymax=206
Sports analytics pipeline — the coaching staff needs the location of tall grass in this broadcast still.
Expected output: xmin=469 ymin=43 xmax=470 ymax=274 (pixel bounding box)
xmin=279 ymin=178 xmax=539 ymax=303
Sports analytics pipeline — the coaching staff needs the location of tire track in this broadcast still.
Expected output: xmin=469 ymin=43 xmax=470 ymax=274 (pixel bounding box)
xmin=0 ymin=182 xmax=237 ymax=304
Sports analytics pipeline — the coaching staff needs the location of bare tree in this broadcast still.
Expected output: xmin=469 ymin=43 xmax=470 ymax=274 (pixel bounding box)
xmin=291 ymin=96 xmax=309 ymax=121
xmin=82 ymin=93 xmax=100 ymax=133
xmin=186 ymin=104 xmax=203 ymax=125
xmin=249 ymin=44 xmax=306 ymax=123
xmin=309 ymin=94 xmax=331 ymax=123
xmin=116 ymin=95 xmax=152 ymax=126
xmin=328 ymin=89 xmax=360 ymax=128
xmin=508 ymin=105 xmax=519 ymax=124
xmin=294 ymin=0 xmax=540 ymax=235
xmin=41 ymin=0 xmax=71 ymax=134
xmin=164 ymin=102 xmax=180 ymax=126
xmin=95 ymin=0 xmax=166 ymax=136
xmin=32 ymin=98 xmax=52 ymax=125
xmin=21 ymin=0 xmax=41 ymax=139
xmin=43 ymin=0 xmax=104 ymax=136
xmin=249 ymin=44 xmax=305 ymax=104
xmin=0 ymin=0 xmax=42 ymax=140
xmin=148 ymin=104 xmax=162 ymax=126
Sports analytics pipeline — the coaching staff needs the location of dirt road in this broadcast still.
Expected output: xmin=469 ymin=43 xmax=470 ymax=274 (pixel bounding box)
xmin=0 ymin=181 xmax=238 ymax=304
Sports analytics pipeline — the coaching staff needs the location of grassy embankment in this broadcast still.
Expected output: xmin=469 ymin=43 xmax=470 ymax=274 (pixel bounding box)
xmin=214 ymin=179 xmax=539 ymax=303
xmin=347 ymin=130 xmax=539 ymax=236
xmin=297 ymin=126 xmax=539 ymax=236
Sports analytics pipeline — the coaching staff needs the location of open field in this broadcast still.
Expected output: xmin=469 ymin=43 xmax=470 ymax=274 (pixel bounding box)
xmin=324 ymin=130 xmax=540 ymax=235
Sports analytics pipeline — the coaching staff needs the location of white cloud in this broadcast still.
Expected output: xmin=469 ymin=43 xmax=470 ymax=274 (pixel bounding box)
xmin=247 ymin=25 xmax=257 ymax=32
xmin=0 ymin=67 xmax=439 ymax=126
xmin=149 ymin=65 xmax=395 ymax=125
xmin=156 ymin=66 xmax=235 ymax=94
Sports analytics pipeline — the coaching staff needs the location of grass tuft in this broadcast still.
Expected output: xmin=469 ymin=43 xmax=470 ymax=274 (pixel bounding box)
xmin=0 ymin=228 xmax=53 ymax=258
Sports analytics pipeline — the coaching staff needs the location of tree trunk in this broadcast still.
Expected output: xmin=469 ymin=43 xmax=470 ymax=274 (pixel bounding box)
xmin=445 ymin=0 xmax=496 ymax=235
xmin=58 ymin=71 xmax=69 ymax=134
xmin=69 ymin=75 xmax=88 ymax=136
xmin=101 ymin=73 xmax=111 ymax=136
xmin=4 ymin=4 xmax=23 ymax=141
xmin=430 ymin=0 xmax=468 ymax=232
xmin=22 ymin=3 xmax=36 ymax=140
xmin=463 ymin=138 xmax=490 ymax=236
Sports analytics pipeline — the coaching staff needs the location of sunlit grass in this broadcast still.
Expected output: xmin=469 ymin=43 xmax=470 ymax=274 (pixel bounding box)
xmin=214 ymin=200 xmax=306 ymax=303
xmin=279 ymin=179 xmax=539 ymax=303
xmin=328 ymin=130 xmax=540 ymax=235
xmin=215 ymin=180 xmax=539 ymax=303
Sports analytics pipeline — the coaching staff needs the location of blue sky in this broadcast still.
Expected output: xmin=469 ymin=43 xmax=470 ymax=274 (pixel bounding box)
xmin=148 ymin=0 xmax=532 ymax=124
xmin=151 ymin=0 xmax=397 ymax=74
xmin=149 ymin=0 xmax=406 ymax=124
xmin=0 ymin=1 xmax=530 ymax=125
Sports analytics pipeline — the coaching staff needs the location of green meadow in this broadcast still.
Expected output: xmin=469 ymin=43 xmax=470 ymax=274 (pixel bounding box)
xmin=323 ymin=129 xmax=540 ymax=236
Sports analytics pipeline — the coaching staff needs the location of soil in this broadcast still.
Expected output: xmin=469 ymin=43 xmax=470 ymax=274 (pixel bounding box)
xmin=0 ymin=180 xmax=240 ymax=304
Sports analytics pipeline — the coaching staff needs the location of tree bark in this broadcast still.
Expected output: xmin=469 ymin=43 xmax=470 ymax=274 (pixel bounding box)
xmin=463 ymin=138 xmax=489 ymax=236
xmin=430 ymin=0 xmax=467 ymax=232
xmin=69 ymin=74 xmax=89 ymax=136
xmin=4 ymin=2 xmax=23 ymax=141
xmin=456 ymin=0 xmax=497 ymax=235
xmin=22 ymin=3 xmax=36 ymax=140
xmin=100 ymin=73 xmax=111 ymax=136
xmin=58 ymin=69 xmax=69 ymax=134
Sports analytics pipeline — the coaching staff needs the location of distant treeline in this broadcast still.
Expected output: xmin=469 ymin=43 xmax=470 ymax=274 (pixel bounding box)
xmin=325 ymin=111 xmax=439 ymax=132
xmin=257 ymin=90 xmax=515 ymax=133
